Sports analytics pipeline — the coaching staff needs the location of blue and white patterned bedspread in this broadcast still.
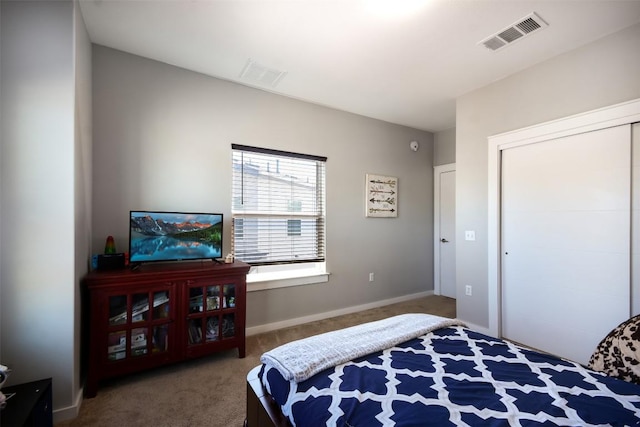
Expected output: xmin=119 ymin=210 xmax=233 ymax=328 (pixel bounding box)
xmin=260 ymin=326 xmax=640 ymax=426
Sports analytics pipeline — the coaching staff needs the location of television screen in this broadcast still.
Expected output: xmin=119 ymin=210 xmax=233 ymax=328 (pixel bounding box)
xmin=129 ymin=211 xmax=223 ymax=263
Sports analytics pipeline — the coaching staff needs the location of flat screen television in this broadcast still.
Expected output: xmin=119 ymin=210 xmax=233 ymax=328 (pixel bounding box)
xmin=129 ymin=211 xmax=223 ymax=264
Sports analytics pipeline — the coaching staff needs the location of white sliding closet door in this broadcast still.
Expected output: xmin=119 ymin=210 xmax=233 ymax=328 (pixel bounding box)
xmin=501 ymin=125 xmax=631 ymax=365
xmin=632 ymin=122 xmax=640 ymax=316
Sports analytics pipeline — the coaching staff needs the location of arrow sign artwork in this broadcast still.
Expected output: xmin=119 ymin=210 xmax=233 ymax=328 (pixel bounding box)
xmin=366 ymin=174 xmax=398 ymax=218
xmin=369 ymin=197 xmax=396 ymax=205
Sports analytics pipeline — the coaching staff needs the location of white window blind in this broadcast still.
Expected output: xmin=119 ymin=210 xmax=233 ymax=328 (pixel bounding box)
xmin=231 ymin=144 xmax=326 ymax=265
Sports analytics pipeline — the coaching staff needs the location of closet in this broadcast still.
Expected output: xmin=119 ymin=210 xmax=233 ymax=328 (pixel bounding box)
xmin=488 ymin=99 xmax=640 ymax=365
xmin=501 ymin=125 xmax=630 ymax=364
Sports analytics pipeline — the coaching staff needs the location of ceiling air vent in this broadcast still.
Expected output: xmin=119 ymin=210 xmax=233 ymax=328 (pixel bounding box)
xmin=479 ymin=12 xmax=548 ymax=52
xmin=239 ymin=59 xmax=287 ymax=88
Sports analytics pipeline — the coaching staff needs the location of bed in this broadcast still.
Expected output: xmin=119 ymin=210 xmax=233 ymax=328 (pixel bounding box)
xmin=245 ymin=314 xmax=640 ymax=427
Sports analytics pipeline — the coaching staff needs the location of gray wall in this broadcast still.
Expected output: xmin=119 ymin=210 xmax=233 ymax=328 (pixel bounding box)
xmin=73 ymin=0 xmax=93 ymax=414
xmin=0 ymin=0 xmax=3 ymax=365
xmin=433 ymin=128 xmax=455 ymax=166
xmin=92 ymin=46 xmax=435 ymax=329
xmin=456 ymin=23 xmax=640 ymax=328
xmin=0 ymin=0 xmax=91 ymax=419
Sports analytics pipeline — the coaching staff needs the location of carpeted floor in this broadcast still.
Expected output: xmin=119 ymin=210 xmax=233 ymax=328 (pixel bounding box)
xmin=56 ymin=295 xmax=455 ymax=426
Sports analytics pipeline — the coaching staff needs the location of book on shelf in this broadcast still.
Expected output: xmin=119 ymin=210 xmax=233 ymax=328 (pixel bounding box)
xmin=108 ymin=334 xmax=126 ymax=354
xmin=131 ymin=332 xmax=146 ymax=349
xmin=188 ymin=321 xmax=202 ymax=344
xmin=189 ymin=295 xmax=204 ymax=313
xmin=131 ymin=347 xmax=148 ymax=357
xmin=108 ymin=351 xmax=126 ymax=361
xmin=109 ymin=293 xmax=170 ymax=324
xmin=108 ymin=331 xmax=146 ymax=354
xmin=108 ymin=343 xmax=125 ymax=354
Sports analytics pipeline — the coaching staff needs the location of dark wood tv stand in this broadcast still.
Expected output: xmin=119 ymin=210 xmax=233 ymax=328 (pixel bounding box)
xmin=81 ymin=260 xmax=250 ymax=397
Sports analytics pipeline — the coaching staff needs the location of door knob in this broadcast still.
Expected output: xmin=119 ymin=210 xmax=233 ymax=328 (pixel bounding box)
xmin=441 ymin=238 xmax=449 ymax=243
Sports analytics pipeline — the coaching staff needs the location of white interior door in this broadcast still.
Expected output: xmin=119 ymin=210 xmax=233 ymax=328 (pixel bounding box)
xmin=434 ymin=165 xmax=456 ymax=298
xmin=501 ymin=125 xmax=630 ymax=365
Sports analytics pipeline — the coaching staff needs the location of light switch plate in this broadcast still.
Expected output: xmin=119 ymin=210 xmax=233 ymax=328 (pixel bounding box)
xmin=465 ymin=230 xmax=476 ymax=241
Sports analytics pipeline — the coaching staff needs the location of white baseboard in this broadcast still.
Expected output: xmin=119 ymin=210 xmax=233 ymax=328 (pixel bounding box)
xmin=246 ymin=291 xmax=434 ymax=336
xmin=53 ymin=386 xmax=82 ymax=424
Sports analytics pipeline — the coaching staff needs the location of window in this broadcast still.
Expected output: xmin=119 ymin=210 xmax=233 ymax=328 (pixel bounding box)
xmin=287 ymin=219 xmax=302 ymax=236
xmin=231 ymin=144 xmax=326 ymax=266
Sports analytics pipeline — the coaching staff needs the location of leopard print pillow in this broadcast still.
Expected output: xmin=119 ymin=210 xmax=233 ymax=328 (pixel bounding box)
xmin=588 ymin=314 xmax=640 ymax=384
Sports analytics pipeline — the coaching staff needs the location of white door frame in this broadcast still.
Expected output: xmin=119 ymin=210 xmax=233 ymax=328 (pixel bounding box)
xmin=487 ymin=98 xmax=640 ymax=338
xmin=434 ymin=163 xmax=456 ymax=296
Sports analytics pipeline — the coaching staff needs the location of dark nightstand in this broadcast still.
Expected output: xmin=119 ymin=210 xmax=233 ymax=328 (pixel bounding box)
xmin=0 ymin=378 xmax=52 ymax=427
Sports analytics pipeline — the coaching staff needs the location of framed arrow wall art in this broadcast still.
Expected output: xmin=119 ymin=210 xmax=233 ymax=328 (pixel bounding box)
xmin=365 ymin=174 xmax=398 ymax=218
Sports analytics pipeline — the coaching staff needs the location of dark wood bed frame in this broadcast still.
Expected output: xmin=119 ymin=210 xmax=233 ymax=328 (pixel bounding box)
xmin=245 ymin=365 xmax=291 ymax=427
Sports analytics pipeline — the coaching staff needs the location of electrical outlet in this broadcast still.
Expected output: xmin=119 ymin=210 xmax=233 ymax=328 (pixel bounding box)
xmin=369 ymin=272 xmax=375 ymax=282
xmin=465 ymin=285 xmax=472 ymax=296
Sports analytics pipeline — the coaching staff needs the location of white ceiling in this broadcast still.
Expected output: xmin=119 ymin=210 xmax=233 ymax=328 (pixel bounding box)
xmin=78 ymin=0 xmax=640 ymax=132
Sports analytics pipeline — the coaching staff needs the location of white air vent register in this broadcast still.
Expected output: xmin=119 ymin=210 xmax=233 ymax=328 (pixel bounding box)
xmin=479 ymin=12 xmax=548 ymax=52
xmin=239 ymin=59 xmax=287 ymax=88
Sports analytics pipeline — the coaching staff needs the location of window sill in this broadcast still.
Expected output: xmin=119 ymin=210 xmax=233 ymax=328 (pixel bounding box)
xmin=246 ymin=269 xmax=330 ymax=292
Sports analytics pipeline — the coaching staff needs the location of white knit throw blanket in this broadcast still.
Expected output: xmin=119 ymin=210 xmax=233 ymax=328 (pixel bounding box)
xmin=261 ymin=313 xmax=466 ymax=383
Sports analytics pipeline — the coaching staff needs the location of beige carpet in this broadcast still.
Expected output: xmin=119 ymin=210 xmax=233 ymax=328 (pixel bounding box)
xmin=56 ymin=295 xmax=455 ymax=427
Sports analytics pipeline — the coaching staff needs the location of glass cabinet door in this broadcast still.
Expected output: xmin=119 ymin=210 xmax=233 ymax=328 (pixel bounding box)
xmin=132 ymin=293 xmax=149 ymax=323
xmin=223 ymin=284 xmax=235 ymax=308
xmin=206 ymin=286 xmax=220 ymax=311
xmin=106 ymin=289 xmax=171 ymax=362
xmin=206 ymin=317 xmax=219 ymax=342
xmin=152 ymin=291 xmax=170 ymax=319
xmin=131 ymin=327 xmax=147 ymax=357
xmin=189 ymin=287 xmax=204 ymax=313
xmin=187 ymin=282 xmax=238 ymax=348
xmin=187 ymin=318 xmax=203 ymax=344
xmin=109 ymin=295 xmax=128 ymax=326
xmin=222 ymin=313 xmax=235 ymax=338
xmin=222 ymin=285 xmax=236 ymax=338
xmin=153 ymin=324 xmax=169 ymax=353
xmin=108 ymin=330 xmax=126 ymax=361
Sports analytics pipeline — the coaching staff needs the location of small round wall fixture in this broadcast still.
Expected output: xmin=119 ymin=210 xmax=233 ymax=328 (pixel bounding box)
xmin=410 ymin=140 xmax=419 ymax=152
